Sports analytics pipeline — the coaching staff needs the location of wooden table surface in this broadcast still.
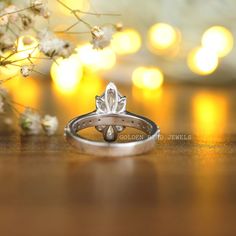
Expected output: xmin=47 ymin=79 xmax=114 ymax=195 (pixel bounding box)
xmin=0 ymin=78 xmax=236 ymax=236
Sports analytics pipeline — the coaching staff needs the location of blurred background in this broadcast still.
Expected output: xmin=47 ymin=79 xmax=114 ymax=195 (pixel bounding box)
xmin=2 ymin=0 xmax=236 ymax=139
xmin=7 ymin=0 xmax=236 ymax=86
xmin=1 ymin=3 xmax=236 ymax=235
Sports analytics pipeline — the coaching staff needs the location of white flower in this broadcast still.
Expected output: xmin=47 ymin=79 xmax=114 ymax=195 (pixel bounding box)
xmin=37 ymin=29 xmax=52 ymax=40
xmin=91 ymin=26 xmax=105 ymax=39
xmin=0 ymin=14 xmax=8 ymax=26
xmin=30 ymin=0 xmax=50 ymax=19
xmin=31 ymin=0 xmax=44 ymax=11
xmin=19 ymin=108 xmax=42 ymax=135
xmin=0 ymin=34 xmax=14 ymax=52
xmin=39 ymin=32 xmax=74 ymax=58
xmin=20 ymin=12 xmax=34 ymax=30
xmin=20 ymin=66 xmax=32 ymax=77
xmin=41 ymin=115 xmax=58 ymax=136
xmin=115 ymin=23 xmax=123 ymax=31
xmin=3 ymin=5 xmax=19 ymax=23
xmin=41 ymin=7 xmax=50 ymax=19
xmin=91 ymin=26 xmax=114 ymax=50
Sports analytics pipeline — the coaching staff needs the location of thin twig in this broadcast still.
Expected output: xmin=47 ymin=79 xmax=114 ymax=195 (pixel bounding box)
xmin=32 ymin=69 xmax=47 ymax=77
xmin=57 ymin=0 xmax=92 ymax=29
xmin=61 ymin=21 xmax=81 ymax=32
xmin=1 ymin=45 xmax=39 ymax=63
xmin=55 ymin=31 xmax=90 ymax=35
xmin=0 ymin=4 xmax=43 ymax=18
xmin=29 ymin=56 xmax=53 ymax=60
xmin=0 ymin=76 xmax=17 ymax=84
xmin=57 ymin=0 xmax=72 ymax=11
xmin=73 ymin=9 xmax=121 ymax=17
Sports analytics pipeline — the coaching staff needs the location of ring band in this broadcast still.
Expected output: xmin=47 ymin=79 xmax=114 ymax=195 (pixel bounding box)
xmin=64 ymin=83 xmax=160 ymax=157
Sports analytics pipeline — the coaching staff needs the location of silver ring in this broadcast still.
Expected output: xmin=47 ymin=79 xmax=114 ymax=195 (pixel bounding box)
xmin=64 ymin=83 xmax=160 ymax=157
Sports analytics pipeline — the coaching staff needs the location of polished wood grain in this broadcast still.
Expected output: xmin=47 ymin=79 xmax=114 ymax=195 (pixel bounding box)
xmin=0 ymin=79 xmax=236 ymax=236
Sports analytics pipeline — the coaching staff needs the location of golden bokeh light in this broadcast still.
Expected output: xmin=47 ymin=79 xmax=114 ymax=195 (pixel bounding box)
xmin=16 ymin=35 xmax=39 ymax=60
xmin=52 ymin=73 xmax=103 ymax=118
xmin=50 ymin=55 xmax=83 ymax=93
xmin=132 ymin=84 xmax=175 ymax=135
xmin=77 ymin=44 xmax=116 ymax=70
xmin=111 ymin=29 xmax=142 ymax=55
xmin=0 ymin=62 xmax=18 ymax=78
xmin=132 ymin=86 xmax=163 ymax=103
xmin=187 ymin=47 xmax=218 ymax=75
xmin=148 ymin=23 xmax=180 ymax=54
xmin=193 ymin=93 xmax=227 ymax=140
xmin=132 ymin=67 xmax=164 ymax=90
xmin=6 ymin=77 xmax=40 ymax=109
xmin=202 ymin=26 xmax=234 ymax=58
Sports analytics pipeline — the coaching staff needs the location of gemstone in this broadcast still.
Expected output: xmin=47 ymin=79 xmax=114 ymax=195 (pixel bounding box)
xmin=105 ymin=83 xmax=119 ymax=112
xmin=116 ymin=125 xmax=125 ymax=132
xmin=117 ymin=97 xmax=126 ymax=113
xmin=96 ymin=96 xmax=107 ymax=113
xmin=95 ymin=125 xmax=106 ymax=132
xmin=103 ymin=125 xmax=118 ymax=142
xmin=107 ymin=88 xmax=117 ymax=111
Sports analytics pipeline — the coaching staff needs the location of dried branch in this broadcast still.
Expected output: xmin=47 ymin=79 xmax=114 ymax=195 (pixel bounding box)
xmin=0 ymin=4 xmax=43 ymax=18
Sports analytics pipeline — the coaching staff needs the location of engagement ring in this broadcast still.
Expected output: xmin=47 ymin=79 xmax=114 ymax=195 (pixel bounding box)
xmin=65 ymin=83 xmax=160 ymax=157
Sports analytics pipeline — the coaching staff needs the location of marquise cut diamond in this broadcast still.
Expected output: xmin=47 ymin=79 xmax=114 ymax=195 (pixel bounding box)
xmin=96 ymin=82 xmax=126 ymax=114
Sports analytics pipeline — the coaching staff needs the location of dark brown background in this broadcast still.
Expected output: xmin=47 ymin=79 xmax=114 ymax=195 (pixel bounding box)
xmin=0 ymin=78 xmax=236 ymax=236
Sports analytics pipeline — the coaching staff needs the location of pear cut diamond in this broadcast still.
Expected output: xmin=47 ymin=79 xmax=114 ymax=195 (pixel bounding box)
xmin=103 ymin=125 xmax=118 ymax=142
